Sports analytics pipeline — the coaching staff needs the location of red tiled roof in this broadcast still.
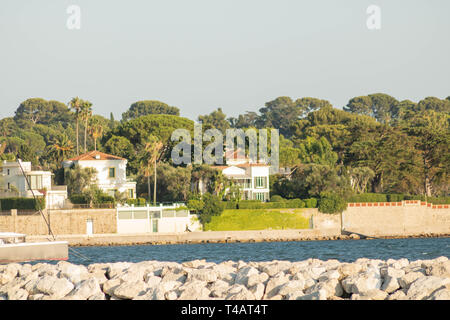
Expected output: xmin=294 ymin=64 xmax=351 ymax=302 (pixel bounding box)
xmin=66 ymin=151 xmax=125 ymax=161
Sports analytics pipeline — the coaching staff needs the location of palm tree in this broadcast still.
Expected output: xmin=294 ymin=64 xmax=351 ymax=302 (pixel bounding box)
xmin=48 ymin=134 xmax=74 ymax=164
xmin=139 ymin=135 xmax=164 ymax=205
xmin=68 ymin=97 xmax=83 ymax=155
xmin=80 ymin=101 xmax=93 ymax=153
xmin=88 ymin=117 xmax=104 ymax=151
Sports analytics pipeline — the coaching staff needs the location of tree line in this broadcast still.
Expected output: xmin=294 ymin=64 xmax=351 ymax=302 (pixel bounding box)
xmin=0 ymin=94 xmax=448 ymax=206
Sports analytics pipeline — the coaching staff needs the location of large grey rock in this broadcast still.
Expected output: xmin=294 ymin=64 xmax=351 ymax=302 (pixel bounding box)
xmin=387 ymin=290 xmax=407 ymax=300
xmin=0 ymin=264 xmax=20 ymax=285
xmin=234 ymin=266 xmax=259 ymax=286
xmin=350 ymin=289 xmax=388 ymax=300
xmin=398 ymin=272 xmax=423 ymax=289
xmin=182 ymin=259 xmax=207 ymax=268
xmin=406 ymin=276 xmax=450 ymax=300
xmin=341 ymin=269 xmax=382 ymax=295
xmin=225 ymin=284 xmax=255 ymax=300
xmin=106 ymin=262 xmax=132 ymax=279
xmin=177 ymin=280 xmax=210 ymax=300
xmin=187 ymin=269 xmax=217 ymax=282
xmin=426 ymin=261 xmax=450 ymax=278
xmin=261 ymin=261 xmax=291 ymax=277
xmin=277 ymin=280 xmax=305 ymax=297
xmin=247 ymin=272 xmax=269 ymax=288
xmin=66 ymin=278 xmax=102 ymax=299
xmin=113 ymin=281 xmax=148 ymax=299
xmin=263 ymin=274 xmax=290 ymax=299
xmin=209 ymin=280 xmax=230 ymax=298
xmin=57 ymin=261 xmax=89 ymax=284
xmin=249 ymin=283 xmax=265 ymax=300
xmin=7 ymin=288 xmax=28 ymax=300
xmin=296 ymin=289 xmax=327 ymax=300
xmin=338 ymin=263 xmax=363 ymax=279
xmin=35 ymin=276 xmax=74 ymax=299
xmin=102 ymin=278 xmax=122 ymax=296
xmin=305 ymin=278 xmax=343 ymax=298
xmin=428 ymin=287 xmax=450 ymax=300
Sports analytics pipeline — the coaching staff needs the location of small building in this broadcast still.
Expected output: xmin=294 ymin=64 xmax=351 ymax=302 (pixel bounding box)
xmin=0 ymin=160 xmax=68 ymax=209
xmin=205 ymin=149 xmax=271 ymax=201
xmin=63 ymin=151 xmax=136 ymax=199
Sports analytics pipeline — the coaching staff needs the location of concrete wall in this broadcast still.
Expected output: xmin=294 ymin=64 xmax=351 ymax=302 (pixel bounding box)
xmin=342 ymin=201 xmax=450 ymax=236
xmin=0 ymin=209 xmax=116 ymax=235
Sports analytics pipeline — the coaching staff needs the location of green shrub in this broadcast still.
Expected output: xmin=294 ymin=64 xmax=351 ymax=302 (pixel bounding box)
xmin=288 ymin=199 xmax=305 ymax=208
xmin=126 ymin=198 xmax=147 ymax=206
xmin=428 ymin=197 xmax=450 ymax=204
xmin=199 ymin=193 xmax=224 ymax=226
xmin=387 ymin=194 xmax=404 ymax=202
xmin=348 ymin=193 xmax=387 ymax=203
xmin=0 ymin=197 xmax=46 ymax=210
xmin=304 ymin=198 xmax=318 ymax=208
xmin=70 ymin=194 xmax=87 ymax=204
xmin=270 ymin=195 xmax=284 ymax=202
xmin=318 ymin=192 xmax=347 ymax=214
xmin=187 ymin=199 xmax=204 ymax=213
xmin=95 ymin=194 xmax=115 ymax=204
xmin=224 ymin=201 xmax=238 ymax=210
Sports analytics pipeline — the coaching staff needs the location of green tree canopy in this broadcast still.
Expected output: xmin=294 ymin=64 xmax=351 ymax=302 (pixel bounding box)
xmin=122 ymin=100 xmax=180 ymax=121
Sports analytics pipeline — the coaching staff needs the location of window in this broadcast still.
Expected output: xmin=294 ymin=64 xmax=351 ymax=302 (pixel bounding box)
xmin=255 ymin=192 xmax=265 ymax=201
xmin=7 ymin=169 xmax=10 ymax=175
xmin=27 ymin=175 xmax=43 ymax=190
xmin=109 ymin=167 xmax=116 ymax=178
xmin=128 ymin=189 xmax=134 ymax=199
xmin=254 ymin=176 xmax=266 ymax=188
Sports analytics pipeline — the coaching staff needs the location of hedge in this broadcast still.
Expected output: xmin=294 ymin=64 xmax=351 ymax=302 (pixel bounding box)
xmin=126 ymin=198 xmax=147 ymax=206
xmin=348 ymin=193 xmax=450 ymax=205
xmin=0 ymin=197 xmax=46 ymax=210
xmin=235 ymin=199 xmax=307 ymax=209
xmin=70 ymin=194 xmax=87 ymax=204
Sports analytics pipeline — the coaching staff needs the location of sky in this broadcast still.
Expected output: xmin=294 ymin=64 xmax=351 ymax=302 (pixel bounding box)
xmin=0 ymin=0 xmax=449 ymax=121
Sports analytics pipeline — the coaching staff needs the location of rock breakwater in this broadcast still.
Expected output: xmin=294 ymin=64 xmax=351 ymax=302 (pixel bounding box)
xmin=1 ymin=257 xmax=449 ymax=300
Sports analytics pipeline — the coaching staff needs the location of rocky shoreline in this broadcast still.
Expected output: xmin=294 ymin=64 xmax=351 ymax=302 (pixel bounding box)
xmin=1 ymin=257 xmax=449 ymax=300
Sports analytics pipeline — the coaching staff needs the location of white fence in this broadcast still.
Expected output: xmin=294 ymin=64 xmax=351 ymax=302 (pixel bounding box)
xmin=116 ymin=203 xmax=200 ymax=234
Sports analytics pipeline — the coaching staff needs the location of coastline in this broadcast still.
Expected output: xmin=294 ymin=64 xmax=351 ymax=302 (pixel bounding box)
xmin=26 ymin=230 xmax=450 ymax=247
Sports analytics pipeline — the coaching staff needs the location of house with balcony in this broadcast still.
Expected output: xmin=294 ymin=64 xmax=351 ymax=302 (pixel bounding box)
xmin=0 ymin=160 xmax=68 ymax=209
xmin=62 ymin=151 xmax=136 ymax=199
xmin=205 ymin=149 xmax=270 ymax=201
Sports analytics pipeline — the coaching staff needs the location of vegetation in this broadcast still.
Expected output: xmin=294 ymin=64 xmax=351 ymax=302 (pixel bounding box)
xmin=0 ymin=93 xmax=448 ymax=210
xmin=204 ymin=209 xmax=310 ymax=231
xmin=0 ymin=197 xmax=46 ymax=211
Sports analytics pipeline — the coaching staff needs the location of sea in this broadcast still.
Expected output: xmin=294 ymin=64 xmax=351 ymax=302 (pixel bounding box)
xmin=65 ymin=237 xmax=450 ymax=266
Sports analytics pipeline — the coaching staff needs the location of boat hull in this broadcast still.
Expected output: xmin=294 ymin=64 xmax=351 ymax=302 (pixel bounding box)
xmin=0 ymin=241 xmax=68 ymax=264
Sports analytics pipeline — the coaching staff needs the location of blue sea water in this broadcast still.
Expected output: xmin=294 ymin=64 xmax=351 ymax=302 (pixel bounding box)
xmin=66 ymin=237 xmax=450 ymax=266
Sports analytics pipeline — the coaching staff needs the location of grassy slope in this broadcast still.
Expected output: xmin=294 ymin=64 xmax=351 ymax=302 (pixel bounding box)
xmin=204 ymin=209 xmax=310 ymax=231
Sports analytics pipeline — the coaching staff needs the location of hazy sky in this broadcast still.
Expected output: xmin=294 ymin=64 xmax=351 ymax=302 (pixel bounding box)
xmin=0 ymin=0 xmax=449 ymax=121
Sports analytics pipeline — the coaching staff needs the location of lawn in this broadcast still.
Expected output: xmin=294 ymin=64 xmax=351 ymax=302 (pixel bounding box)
xmin=204 ymin=209 xmax=311 ymax=231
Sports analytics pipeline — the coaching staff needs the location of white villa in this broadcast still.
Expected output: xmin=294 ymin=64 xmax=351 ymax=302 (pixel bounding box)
xmin=0 ymin=160 xmax=68 ymax=209
xmin=211 ymin=150 xmax=270 ymax=201
xmin=62 ymin=151 xmax=136 ymax=199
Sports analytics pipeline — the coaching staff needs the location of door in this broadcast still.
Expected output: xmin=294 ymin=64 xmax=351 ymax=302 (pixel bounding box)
xmin=86 ymin=219 xmax=93 ymax=235
xmin=152 ymin=219 xmax=158 ymax=233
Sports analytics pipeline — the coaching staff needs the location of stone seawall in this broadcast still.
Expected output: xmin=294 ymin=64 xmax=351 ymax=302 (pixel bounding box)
xmin=1 ymin=257 xmax=449 ymax=300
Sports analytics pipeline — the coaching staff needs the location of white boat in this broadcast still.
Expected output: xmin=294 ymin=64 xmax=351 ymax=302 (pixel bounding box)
xmin=0 ymin=232 xmax=68 ymax=264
